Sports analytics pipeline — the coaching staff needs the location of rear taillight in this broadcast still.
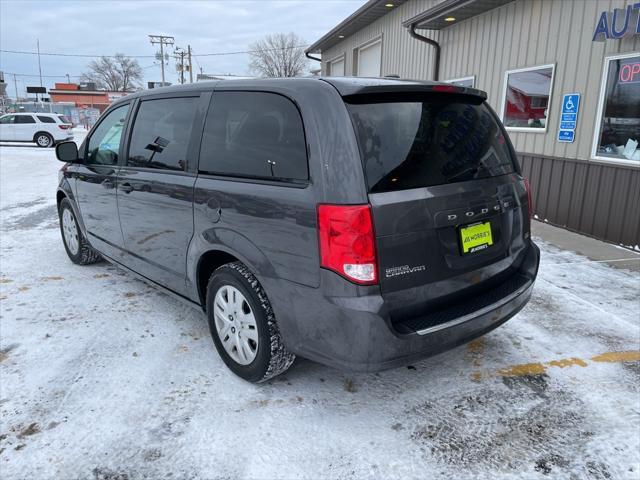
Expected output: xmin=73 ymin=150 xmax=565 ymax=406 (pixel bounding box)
xmin=524 ymin=178 xmax=534 ymax=218
xmin=317 ymin=204 xmax=377 ymax=285
xmin=432 ymin=84 xmax=458 ymax=93
xmin=58 ymin=124 xmax=71 ymax=130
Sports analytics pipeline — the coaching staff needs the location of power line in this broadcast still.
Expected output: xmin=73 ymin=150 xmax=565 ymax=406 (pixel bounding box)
xmin=3 ymin=64 xmax=157 ymax=79
xmin=0 ymin=44 xmax=310 ymax=59
xmin=193 ymin=45 xmax=309 ymax=57
xmin=2 ymin=72 xmax=82 ymax=78
xmin=0 ymin=49 xmax=155 ymax=58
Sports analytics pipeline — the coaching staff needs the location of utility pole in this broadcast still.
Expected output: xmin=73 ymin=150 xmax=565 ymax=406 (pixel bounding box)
xmin=149 ymin=34 xmax=175 ymax=85
xmin=180 ymin=50 xmax=185 ymax=84
xmin=36 ymin=39 xmax=43 ymax=88
xmin=187 ymin=45 xmax=193 ymax=83
xmin=66 ymin=74 xmax=71 ymax=83
xmin=13 ymin=74 xmax=19 ymax=101
xmin=177 ymin=49 xmax=185 ymax=84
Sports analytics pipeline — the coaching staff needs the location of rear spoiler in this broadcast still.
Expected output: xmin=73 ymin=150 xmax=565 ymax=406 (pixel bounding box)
xmin=318 ymin=78 xmax=488 ymax=102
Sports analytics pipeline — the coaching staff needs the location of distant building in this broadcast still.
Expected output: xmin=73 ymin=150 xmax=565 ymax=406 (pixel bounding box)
xmin=48 ymin=83 xmax=129 ymax=112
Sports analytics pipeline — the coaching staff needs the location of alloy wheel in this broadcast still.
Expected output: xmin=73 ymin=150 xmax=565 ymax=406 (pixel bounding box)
xmin=36 ymin=134 xmax=51 ymax=147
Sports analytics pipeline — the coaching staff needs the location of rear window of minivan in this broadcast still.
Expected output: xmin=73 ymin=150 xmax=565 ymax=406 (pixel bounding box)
xmin=345 ymin=94 xmax=516 ymax=193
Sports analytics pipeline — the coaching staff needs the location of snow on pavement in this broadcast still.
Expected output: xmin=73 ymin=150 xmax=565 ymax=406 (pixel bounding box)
xmin=1 ymin=138 xmax=639 ymax=480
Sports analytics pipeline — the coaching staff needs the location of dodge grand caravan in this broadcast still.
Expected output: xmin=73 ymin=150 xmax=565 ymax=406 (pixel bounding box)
xmin=55 ymin=77 xmax=539 ymax=383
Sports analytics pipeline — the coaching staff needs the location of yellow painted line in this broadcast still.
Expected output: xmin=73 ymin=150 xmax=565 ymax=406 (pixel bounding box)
xmin=547 ymin=357 xmax=588 ymax=368
xmin=591 ymin=351 xmax=640 ymax=363
xmin=466 ymin=338 xmax=485 ymax=354
xmin=497 ymin=350 xmax=639 ymax=377
xmin=498 ymin=362 xmax=547 ymax=377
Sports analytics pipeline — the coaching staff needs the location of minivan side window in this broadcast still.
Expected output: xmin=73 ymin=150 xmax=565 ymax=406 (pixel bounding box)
xmin=127 ymin=97 xmax=198 ymax=171
xmin=0 ymin=115 xmax=15 ymax=124
xmin=199 ymin=92 xmax=308 ymax=181
xmin=86 ymin=104 xmax=130 ymax=166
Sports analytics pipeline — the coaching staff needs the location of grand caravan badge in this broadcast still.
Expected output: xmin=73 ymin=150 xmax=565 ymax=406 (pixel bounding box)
xmin=385 ymin=264 xmax=426 ymax=278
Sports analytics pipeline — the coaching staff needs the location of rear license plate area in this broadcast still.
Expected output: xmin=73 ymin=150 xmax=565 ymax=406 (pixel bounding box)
xmin=459 ymin=221 xmax=493 ymax=255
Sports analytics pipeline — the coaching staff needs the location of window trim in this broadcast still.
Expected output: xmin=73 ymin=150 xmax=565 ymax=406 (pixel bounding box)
xmin=83 ymin=101 xmax=132 ymax=166
xmin=197 ymin=90 xmax=310 ymax=185
xmin=327 ymin=53 xmax=346 ymax=76
xmin=445 ymin=75 xmax=475 ymax=87
xmin=124 ymin=94 xmax=201 ymax=173
xmin=355 ymin=35 xmax=383 ymax=77
xmin=590 ymin=51 xmax=640 ymax=167
xmin=500 ymin=63 xmax=556 ymax=133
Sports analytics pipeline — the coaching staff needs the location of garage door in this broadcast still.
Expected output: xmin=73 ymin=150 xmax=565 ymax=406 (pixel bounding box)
xmin=358 ymin=40 xmax=381 ymax=77
xmin=331 ymin=58 xmax=345 ymax=76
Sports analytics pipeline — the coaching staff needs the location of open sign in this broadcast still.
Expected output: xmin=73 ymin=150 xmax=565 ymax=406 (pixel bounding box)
xmin=620 ymin=62 xmax=640 ymax=84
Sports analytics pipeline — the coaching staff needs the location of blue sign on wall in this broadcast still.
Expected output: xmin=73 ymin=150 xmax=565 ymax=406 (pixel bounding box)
xmin=558 ymin=130 xmax=575 ymax=143
xmin=557 ymin=93 xmax=580 ymax=143
xmin=562 ymin=94 xmax=580 ymax=114
xmin=593 ymin=5 xmax=640 ymax=42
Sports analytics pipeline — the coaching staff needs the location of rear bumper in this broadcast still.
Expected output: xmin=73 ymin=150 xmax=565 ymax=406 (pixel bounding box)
xmin=268 ymin=241 xmax=540 ymax=373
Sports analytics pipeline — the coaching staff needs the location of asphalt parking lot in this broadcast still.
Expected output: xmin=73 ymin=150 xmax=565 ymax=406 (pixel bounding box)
xmin=1 ymin=137 xmax=639 ymax=480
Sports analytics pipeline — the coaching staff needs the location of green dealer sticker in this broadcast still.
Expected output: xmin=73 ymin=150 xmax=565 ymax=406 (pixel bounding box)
xmin=460 ymin=221 xmax=493 ymax=254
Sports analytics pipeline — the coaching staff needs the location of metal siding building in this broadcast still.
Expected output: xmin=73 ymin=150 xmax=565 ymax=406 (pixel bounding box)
xmin=308 ymin=0 xmax=640 ymax=247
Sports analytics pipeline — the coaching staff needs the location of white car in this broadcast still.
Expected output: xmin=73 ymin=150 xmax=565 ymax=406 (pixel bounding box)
xmin=0 ymin=112 xmax=74 ymax=148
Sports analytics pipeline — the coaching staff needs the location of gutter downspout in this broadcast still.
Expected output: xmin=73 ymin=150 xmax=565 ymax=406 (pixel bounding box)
xmin=409 ymin=23 xmax=440 ymax=81
xmin=306 ymin=52 xmax=322 ymax=62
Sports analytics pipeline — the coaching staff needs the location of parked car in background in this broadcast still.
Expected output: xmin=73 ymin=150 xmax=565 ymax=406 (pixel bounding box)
xmin=54 ymin=77 xmax=539 ymax=383
xmin=0 ymin=112 xmax=73 ymax=147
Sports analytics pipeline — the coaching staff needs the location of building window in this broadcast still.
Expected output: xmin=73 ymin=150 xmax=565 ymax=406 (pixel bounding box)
xmin=501 ymin=64 xmax=555 ymax=132
xmin=592 ymin=53 xmax=640 ymax=164
xmin=445 ymin=76 xmax=475 ymax=88
xmin=328 ymin=54 xmax=345 ymax=76
xmin=355 ymin=37 xmax=382 ymax=77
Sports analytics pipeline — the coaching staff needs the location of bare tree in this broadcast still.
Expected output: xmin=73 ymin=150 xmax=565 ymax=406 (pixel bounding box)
xmin=81 ymin=54 xmax=143 ymax=91
xmin=248 ymin=33 xmax=308 ymax=78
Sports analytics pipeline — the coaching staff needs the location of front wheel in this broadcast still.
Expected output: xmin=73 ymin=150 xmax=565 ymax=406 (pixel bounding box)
xmin=58 ymin=198 xmax=102 ymax=265
xmin=35 ymin=132 xmax=53 ymax=148
xmin=206 ymin=262 xmax=295 ymax=383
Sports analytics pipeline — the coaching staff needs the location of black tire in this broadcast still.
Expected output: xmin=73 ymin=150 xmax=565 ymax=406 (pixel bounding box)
xmin=34 ymin=132 xmax=54 ymax=148
xmin=206 ymin=262 xmax=295 ymax=383
xmin=58 ymin=197 xmax=102 ymax=265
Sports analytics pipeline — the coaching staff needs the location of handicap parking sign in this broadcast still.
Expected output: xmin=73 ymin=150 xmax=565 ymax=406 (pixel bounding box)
xmin=557 ymin=93 xmax=580 ymax=143
xmin=562 ymin=94 xmax=580 ymax=114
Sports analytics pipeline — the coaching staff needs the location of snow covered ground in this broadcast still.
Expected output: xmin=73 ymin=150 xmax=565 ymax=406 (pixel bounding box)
xmin=1 ymin=135 xmax=639 ymax=480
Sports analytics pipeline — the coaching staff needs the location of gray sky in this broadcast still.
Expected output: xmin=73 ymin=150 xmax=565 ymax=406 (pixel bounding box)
xmin=0 ymin=0 xmax=365 ymax=94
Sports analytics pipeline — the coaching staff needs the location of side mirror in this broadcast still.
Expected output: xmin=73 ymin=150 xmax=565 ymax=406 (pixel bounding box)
xmin=55 ymin=141 xmax=79 ymax=163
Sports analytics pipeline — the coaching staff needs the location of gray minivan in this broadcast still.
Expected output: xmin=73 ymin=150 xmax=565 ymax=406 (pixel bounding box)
xmin=55 ymin=77 xmax=539 ymax=382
